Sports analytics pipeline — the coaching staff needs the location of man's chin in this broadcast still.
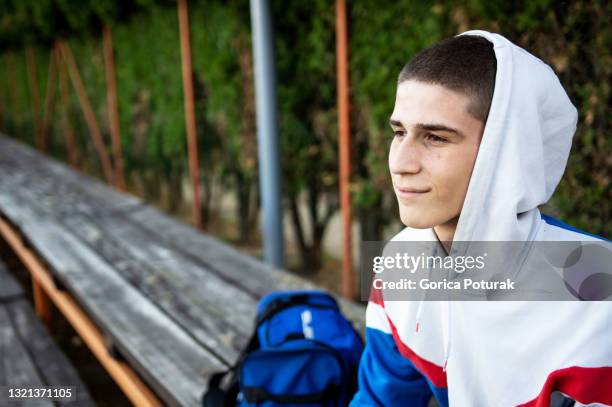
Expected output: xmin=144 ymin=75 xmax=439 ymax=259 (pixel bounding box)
xmin=399 ymin=213 xmax=436 ymax=229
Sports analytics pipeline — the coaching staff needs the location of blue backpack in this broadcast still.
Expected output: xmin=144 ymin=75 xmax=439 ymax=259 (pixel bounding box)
xmin=203 ymin=290 xmax=364 ymax=406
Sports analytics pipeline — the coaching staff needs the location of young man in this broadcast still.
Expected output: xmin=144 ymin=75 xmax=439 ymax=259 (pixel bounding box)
xmin=350 ymin=30 xmax=611 ymax=406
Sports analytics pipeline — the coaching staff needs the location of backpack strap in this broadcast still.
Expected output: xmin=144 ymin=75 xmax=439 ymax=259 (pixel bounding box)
xmin=255 ymin=294 xmax=311 ymax=325
xmin=202 ymin=371 xmax=237 ymax=407
xmin=202 ymin=329 xmax=259 ymax=407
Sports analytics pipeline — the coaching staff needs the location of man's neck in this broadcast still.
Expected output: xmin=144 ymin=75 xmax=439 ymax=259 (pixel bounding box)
xmin=433 ymin=217 xmax=458 ymax=254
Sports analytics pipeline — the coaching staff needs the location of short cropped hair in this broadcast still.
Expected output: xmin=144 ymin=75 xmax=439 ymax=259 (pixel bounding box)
xmin=398 ymin=35 xmax=497 ymax=123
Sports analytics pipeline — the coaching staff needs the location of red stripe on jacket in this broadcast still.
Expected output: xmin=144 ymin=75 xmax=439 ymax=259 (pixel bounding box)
xmin=369 ymin=286 xmax=447 ymax=388
xmin=518 ymin=366 xmax=612 ymax=407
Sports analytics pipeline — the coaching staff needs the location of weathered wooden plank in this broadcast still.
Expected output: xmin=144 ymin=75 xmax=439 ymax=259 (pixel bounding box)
xmin=0 ymin=166 xmax=99 ymax=222
xmin=0 ymin=136 xmax=363 ymax=313
xmin=0 ymin=165 xmax=130 ymax=220
xmin=0 ymin=303 xmax=54 ymax=407
xmin=0 ymin=258 xmax=23 ymax=302
xmin=0 ymin=160 xmax=362 ymax=359
xmin=0 ymin=168 xmax=30 ymax=201
xmin=0 ymin=177 xmax=86 ymax=223
xmin=0 ymin=135 xmax=142 ymax=215
xmin=0 ymin=132 xmax=365 ymax=380
xmin=0 ymin=191 xmax=48 ymax=234
xmin=61 ymin=213 xmax=256 ymax=362
xmin=128 ymin=205 xmax=366 ymax=330
xmin=130 ymin=206 xmax=315 ymax=295
xmin=0 ymin=216 xmax=164 ymax=407
xmin=6 ymin=298 xmax=95 ymax=406
xmin=20 ymin=220 xmax=226 ymax=407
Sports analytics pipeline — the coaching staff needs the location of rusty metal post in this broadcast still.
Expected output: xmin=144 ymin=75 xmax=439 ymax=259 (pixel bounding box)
xmin=0 ymin=57 xmax=4 ymax=132
xmin=58 ymin=40 xmax=114 ymax=183
xmin=40 ymin=47 xmax=58 ymax=152
xmin=103 ymin=24 xmax=126 ymax=191
xmin=33 ymin=279 xmax=53 ymax=330
xmin=0 ymin=83 xmax=4 ymax=132
xmin=177 ymin=0 xmax=204 ymax=229
xmin=57 ymin=43 xmax=79 ymax=168
xmin=26 ymin=46 xmax=44 ymax=146
xmin=335 ymin=0 xmax=354 ymax=299
xmin=6 ymin=53 xmax=18 ymax=130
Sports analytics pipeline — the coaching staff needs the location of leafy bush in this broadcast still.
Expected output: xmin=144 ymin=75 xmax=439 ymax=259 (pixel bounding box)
xmin=0 ymin=0 xmax=608 ymax=262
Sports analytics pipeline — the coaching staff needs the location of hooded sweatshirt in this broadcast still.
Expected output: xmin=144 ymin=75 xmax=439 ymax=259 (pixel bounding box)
xmin=350 ymin=30 xmax=612 ymax=407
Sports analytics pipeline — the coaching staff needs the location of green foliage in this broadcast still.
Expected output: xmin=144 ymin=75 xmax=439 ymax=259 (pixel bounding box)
xmin=349 ymin=1 xmax=455 ymax=209
xmin=114 ymin=5 xmax=186 ymax=175
xmin=190 ymin=0 xmax=252 ymax=181
xmin=0 ymin=0 xmax=609 ymax=240
xmin=0 ymin=46 xmax=48 ymax=144
xmin=272 ymin=0 xmax=339 ymax=198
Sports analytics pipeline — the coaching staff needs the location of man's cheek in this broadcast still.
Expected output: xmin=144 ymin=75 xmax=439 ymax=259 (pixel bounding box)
xmin=430 ymin=164 xmax=465 ymax=208
xmin=446 ymin=162 xmax=474 ymax=210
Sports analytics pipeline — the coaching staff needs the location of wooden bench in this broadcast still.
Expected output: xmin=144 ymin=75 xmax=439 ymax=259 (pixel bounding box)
xmin=0 ymin=135 xmax=365 ymax=407
xmin=0 ymin=258 xmax=95 ymax=406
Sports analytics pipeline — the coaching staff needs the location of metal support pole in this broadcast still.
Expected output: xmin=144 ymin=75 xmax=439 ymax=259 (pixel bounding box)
xmin=103 ymin=24 xmax=127 ymax=191
xmin=7 ymin=53 xmax=18 ymax=132
xmin=249 ymin=0 xmax=284 ymax=268
xmin=0 ymin=60 xmax=4 ymax=132
xmin=57 ymin=42 xmax=79 ymax=169
xmin=336 ymin=0 xmax=354 ymax=299
xmin=26 ymin=46 xmax=44 ymax=146
xmin=33 ymin=278 xmax=53 ymax=330
xmin=58 ymin=40 xmax=114 ymax=184
xmin=41 ymin=47 xmax=58 ymax=152
xmin=177 ymin=0 xmax=204 ymax=230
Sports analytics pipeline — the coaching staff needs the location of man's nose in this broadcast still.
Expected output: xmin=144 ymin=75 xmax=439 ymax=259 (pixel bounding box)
xmin=389 ymin=136 xmax=422 ymax=174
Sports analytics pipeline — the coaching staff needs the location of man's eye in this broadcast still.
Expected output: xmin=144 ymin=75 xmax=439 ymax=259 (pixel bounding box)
xmin=425 ymin=133 xmax=447 ymax=143
xmin=393 ymin=130 xmax=405 ymax=138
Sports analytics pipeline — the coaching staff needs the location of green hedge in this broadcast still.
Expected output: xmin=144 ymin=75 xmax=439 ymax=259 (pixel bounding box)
xmin=0 ymin=0 xmax=608 ymax=242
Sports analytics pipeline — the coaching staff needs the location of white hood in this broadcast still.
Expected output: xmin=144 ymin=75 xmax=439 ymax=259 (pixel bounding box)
xmin=452 ymin=30 xmax=578 ymax=244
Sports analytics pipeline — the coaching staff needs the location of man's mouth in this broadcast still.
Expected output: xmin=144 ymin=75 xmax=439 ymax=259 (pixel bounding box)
xmin=394 ymin=186 xmax=431 ymax=199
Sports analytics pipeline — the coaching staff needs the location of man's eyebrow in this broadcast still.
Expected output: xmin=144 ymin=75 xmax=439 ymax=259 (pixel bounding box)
xmin=389 ymin=120 xmax=465 ymax=138
xmin=415 ymin=123 xmax=463 ymax=137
